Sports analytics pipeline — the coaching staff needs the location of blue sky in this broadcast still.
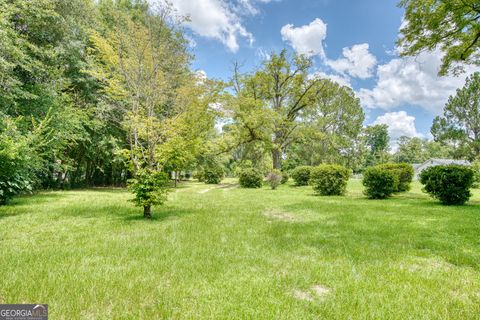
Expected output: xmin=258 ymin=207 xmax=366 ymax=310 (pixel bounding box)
xmin=169 ymin=0 xmax=478 ymax=144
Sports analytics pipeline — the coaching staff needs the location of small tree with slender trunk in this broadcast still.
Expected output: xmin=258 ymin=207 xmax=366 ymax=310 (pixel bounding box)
xmin=128 ymin=170 xmax=170 ymax=219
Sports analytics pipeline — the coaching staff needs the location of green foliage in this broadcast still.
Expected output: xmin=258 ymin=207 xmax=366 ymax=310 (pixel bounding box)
xmin=394 ymin=136 xmax=454 ymax=163
xmin=204 ymin=165 xmax=224 ymax=185
xmin=265 ymin=170 xmax=282 ymax=190
xmin=128 ymin=170 xmax=170 ymax=210
xmin=238 ymin=168 xmax=263 ymax=188
xmin=224 ymin=50 xmax=364 ymax=171
xmin=398 ymin=0 xmax=480 ymax=75
xmin=310 ymin=165 xmax=351 ymax=196
xmin=362 ymin=124 xmax=390 ymax=168
xmin=472 ymin=159 xmax=480 ymax=188
xmin=362 ymin=167 xmax=398 ymax=199
xmin=288 ymin=80 xmax=365 ymax=167
xmin=377 ymin=163 xmax=414 ymax=192
xmin=431 ymin=72 xmax=480 ymax=159
xmin=420 ymin=165 xmax=474 ymax=205
xmin=280 ymin=171 xmax=289 ymax=184
xmin=291 ymin=166 xmax=312 ymax=186
xmin=0 ymin=118 xmax=36 ymax=204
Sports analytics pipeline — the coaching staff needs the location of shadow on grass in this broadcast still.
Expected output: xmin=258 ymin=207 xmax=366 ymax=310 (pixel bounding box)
xmin=0 ymin=192 xmax=67 ymax=220
xmin=122 ymin=207 xmax=195 ymax=223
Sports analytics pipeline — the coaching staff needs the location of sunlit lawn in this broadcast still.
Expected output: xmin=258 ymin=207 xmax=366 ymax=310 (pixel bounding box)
xmin=0 ymin=180 xmax=479 ymax=319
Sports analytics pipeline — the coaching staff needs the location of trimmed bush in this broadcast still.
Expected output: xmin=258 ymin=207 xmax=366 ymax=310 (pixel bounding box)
xmin=291 ymin=166 xmax=312 ymax=186
xmin=266 ymin=170 xmax=282 ymax=190
xmin=419 ymin=165 xmax=474 ymax=205
xmin=281 ymin=171 xmax=289 ymax=184
xmin=362 ymin=166 xmax=397 ymax=199
xmin=377 ymin=163 xmax=414 ymax=192
xmin=204 ymin=166 xmax=224 ymax=184
xmin=239 ymin=168 xmax=263 ymax=188
xmin=310 ymin=164 xmax=350 ymax=196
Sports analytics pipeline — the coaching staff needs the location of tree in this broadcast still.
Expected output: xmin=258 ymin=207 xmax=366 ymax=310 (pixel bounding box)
xmin=288 ymin=81 xmax=364 ymax=167
xmin=88 ymin=1 xmax=192 ymax=217
xmin=394 ymin=137 xmax=425 ymax=163
xmin=362 ymin=124 xmax=390 ymax=167
xmin=431 ymin=72 xmax=480 ymax=160
xmin=226 ymin=51 xmax=363 ymax=170
xmin=398 ymin=0 xmax=480 ymax=75
xmin=227 ymin=51 xmax=322 ymax=169
xmin=394 ymin=136 xmax=455 ymax=163
xmin=0 ymin=116 xmax=36 ymax=204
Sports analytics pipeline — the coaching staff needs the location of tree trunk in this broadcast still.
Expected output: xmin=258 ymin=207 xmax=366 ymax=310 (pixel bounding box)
xmin=143 ymin=205 xmax=152 ymax=219
xmin=272 ymin=149 xmax=282 ymax=170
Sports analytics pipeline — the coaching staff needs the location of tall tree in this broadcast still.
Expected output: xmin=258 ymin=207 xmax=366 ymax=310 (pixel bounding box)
xmin=363 ymin=124 xmax=390 ymax=167
xmin=393 ymin=136 xmax=454 ymax=163
xmin=431 ymin=72 xmax=480 ymax=159
xmin=286 ymin=81 xmax=364 ymax=166
xmin=398 ymin=0 xmax=480 ymax=75
xmin=226 ymin=51 xmax=364 ymax=170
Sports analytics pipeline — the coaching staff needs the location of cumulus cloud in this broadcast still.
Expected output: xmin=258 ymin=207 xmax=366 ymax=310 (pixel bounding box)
xmin=280 ymin=18 xmax=328 ymax=58
xmin=373 ymin=111 xmax=422 ymax=143
xmin=326 ymin=43 xmax=377 ymax=79
xmin=169 ymin=0 xmax=254 ymax=52
xmin=358 ymin=50 xmax=479 ymax=113
xmin=310 ymin=71 xmax=351 ymax=88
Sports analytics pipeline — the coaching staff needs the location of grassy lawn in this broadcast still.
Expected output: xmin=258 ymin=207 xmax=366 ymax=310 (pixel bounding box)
xmin=0 ymin=180 xmax=479 ymax=319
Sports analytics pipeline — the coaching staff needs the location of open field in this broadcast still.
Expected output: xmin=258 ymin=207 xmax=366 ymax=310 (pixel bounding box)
xmin=1 ymin=180 xmax=479 ymax=319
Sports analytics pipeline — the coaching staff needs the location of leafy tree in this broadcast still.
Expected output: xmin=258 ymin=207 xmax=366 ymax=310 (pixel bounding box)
xmin=288 ymin=81 xmax=364 ymax=167
xmin=362 ymin=124 xmax=390 ymax=167
xmin=398 ymin=0 xmax=480 ymax=75
xmin=431 ymin=72 xmax=480 ymax=159
xmin=0 ymin=116 xmax=37 ymax=204
xmin=128 ymin=170 xmax=170 ymax=218
xmin=394 ymin=136 xmax=456 ymax=163
xmin=225 ymin=51 xmax=364 ymax=170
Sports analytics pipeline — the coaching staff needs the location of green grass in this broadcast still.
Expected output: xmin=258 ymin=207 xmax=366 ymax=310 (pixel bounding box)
xmin=1 ymin=180 xmax=479 ymax=319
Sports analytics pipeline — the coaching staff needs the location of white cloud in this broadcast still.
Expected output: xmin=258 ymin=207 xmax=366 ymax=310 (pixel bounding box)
xmin=373 ymin=111 xmax=422 ymax=143
xmin=310 ymin=71 xmax=351 ymax=88
xmin=280 ymin=18 xmax=327 ymax=58
xmin=326 ymin=43 xmax=377 ymax=79
xmin=236 ymin=0 xmax=276 ymax=15
xmin=256 ymin=48 xmax=271 ymax=61
xmin=358 ymin=50 xmax=479 ymax=113
xmin=169 ymin=0 xmax=254 ymax=52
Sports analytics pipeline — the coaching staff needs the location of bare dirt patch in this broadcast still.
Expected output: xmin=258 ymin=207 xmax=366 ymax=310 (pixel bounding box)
xmin=263 ymin=208 xmax=296 ymax=222
xmin=292 ymin=284 xmax=331 ymax=302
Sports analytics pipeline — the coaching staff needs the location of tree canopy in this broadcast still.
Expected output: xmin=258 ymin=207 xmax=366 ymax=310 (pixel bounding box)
xmin=398 ymin=0 xmax=480 ymax=75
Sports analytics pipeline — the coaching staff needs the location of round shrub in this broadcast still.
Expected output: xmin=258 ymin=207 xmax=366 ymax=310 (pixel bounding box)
xmin=281 ymin=171 xmax=289 ymax=184
xmin=291 ymin=166 xmax=312 ymax=186
xmin=377 ymin=163 xmax=414 ymax=192
xmin=310 ymin=164 xmax=351 ymax=196
xmin=239 ymin=168 xmax=263 ymax=188
xmin=419 ymin=165 xmax=474 ymax=205
xmin=362 ymin=166 xmax=397 ymax=199
xmin=266 ymin=170 xmax=283 ymax=190
xmin=204 ymin=166 xmax=224 ymax=184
